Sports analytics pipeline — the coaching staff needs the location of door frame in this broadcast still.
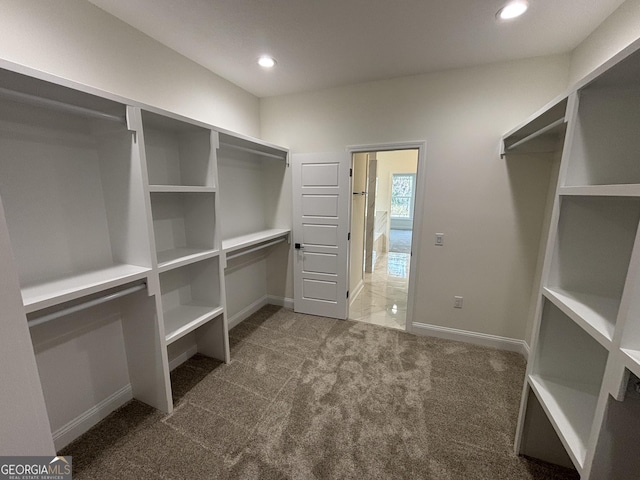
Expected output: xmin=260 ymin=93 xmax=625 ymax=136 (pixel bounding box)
xmin=346 ymin=141 xmax=427 ymax=333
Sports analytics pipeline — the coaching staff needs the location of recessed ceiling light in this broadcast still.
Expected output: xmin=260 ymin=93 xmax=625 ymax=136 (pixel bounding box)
xmin=496 ymin=0 xmax=529 ymax=20
xmin=258 ymin=55 xmax=277 ymax=68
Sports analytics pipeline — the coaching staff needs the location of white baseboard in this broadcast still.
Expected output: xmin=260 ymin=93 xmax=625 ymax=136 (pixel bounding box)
xmin=521 ymin=341 xmax=530 ymax=361
xmin=228 ymin=295 xmax=269 ymax=329
xmin=169 ymin=344 xmax=199 ymax=371
xmin=412 ymin=322 xmax=529 ymax=358
xmin=52 ymin=384 xmax=132 ymax=451
xmin=350 ymin=280 xmax=364 ymax=306
xmin=267 ymin=295 xmax=294 ymax=310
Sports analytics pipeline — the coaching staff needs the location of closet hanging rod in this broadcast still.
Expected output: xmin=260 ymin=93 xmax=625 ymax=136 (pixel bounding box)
xmin=505 ymin=118 xmax=565 ymax=153
xmin=0 ymin=87 xmax=126 ymax=124
xmin=27 ymin=283 xmax=147 ymax=328
xmin=219 ymin=141 xmax=287 ymax=161
xmin=226 ymin=237 xmax=287 ymax=261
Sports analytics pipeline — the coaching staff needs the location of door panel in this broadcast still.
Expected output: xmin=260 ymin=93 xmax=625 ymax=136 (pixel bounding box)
xmin=302 ymin=224 xmax=338 ymax=246
xmin=302 ymin=195 xmax=339 ymax=217
xmin=302 ymin=279 xmax=338 ymax=302
xmin=293 ymin=153 xmax=349 ymax=319
xmin=303 ymin=252 xmax=338 ymax=275
xmin=301 ymin=163 xmax=339 ymax=186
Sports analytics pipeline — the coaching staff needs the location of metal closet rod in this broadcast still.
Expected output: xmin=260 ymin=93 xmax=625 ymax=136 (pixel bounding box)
xmin=226 ymin=237 xmax=287 ymax=261
xmin=0 ymin=87 xmax=126 ymax=124
xmin=27 ymin=283 xmax=147 ymax=328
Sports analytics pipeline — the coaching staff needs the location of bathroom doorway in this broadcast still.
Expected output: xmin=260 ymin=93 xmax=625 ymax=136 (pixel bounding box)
xmin=348 ymin=147 xmax=421 ymax=331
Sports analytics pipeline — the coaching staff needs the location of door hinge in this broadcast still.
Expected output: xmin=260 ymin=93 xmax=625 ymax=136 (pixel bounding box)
xmin=350 ymin=168 xmax=353 ymax=177
xmin=348 ymin=232 xmax=351 ymax=241
xmin=346 ymin=290 xmax=349 ymax=299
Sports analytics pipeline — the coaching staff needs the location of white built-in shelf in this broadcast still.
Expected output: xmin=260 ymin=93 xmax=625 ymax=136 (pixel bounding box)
xmin=543 ymin=287 xmax=616 ymax=348
xmin=156 ymin=248 xmax=220 ymax=273
xmin=218 ymin=131 xmax=288 ymax=163
xmin=559 ymin=184 xmax=640 ymax=197
xmin=21 ymin=264 xmax=151 ymax=313
xmin=142 ymin=110 xmax=215 ymax=188
xmin=501 ymin=96 xmax=568 ymax=157
xmin=529 ymin=374 xmax=599 ymax=471
xmin=565 ymin=86 xmax=640 ymax=186
xmin=621 ymin=349 xmax=640 ymax=380
xmin=148 ymin=185 xmax=216 ymax=193
xmin=222 ymin=228 xmax=290 ymax=253
xmin=164 ymin=304 xmax=224 ymax=345
xmin=159 ymin=256 xmax=222 ymax=347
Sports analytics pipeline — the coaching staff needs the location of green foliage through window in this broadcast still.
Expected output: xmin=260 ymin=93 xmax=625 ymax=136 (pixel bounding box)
xmin=391 ymin=174 xmax=415 ymax=218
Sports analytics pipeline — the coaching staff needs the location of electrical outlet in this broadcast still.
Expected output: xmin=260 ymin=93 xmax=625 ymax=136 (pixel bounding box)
xmin=435 ymin=233 xmax=444 ymax=246
xmin=454 ymin=296 xmax=463 ymax=309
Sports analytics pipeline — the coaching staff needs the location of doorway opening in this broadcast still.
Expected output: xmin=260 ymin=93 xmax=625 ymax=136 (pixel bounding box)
xmin=348 ymin=147 xmax=421 ymax=331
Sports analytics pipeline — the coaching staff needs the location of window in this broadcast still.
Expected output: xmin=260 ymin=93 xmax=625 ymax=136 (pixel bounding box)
xmin=390 ymin=174 xmax=415 ymax=219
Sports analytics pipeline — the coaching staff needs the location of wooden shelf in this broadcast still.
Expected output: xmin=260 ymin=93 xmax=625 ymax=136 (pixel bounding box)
xmin=148 ymin=185 xmax=216 ymax=193
xmin=529 ymin=374 xmax=599 ymax=471
xmin=543 ymin=287 xmax=616 ymax=348
xmin=222 ymin=228 xmax=290 ymax=253
xmin=164 ymin=304 xmax=224 ymax=345
xmin=22 ymin=264 xmax=150 ymax=313
xmin=157 ymin=248 xmax=220 ymax=273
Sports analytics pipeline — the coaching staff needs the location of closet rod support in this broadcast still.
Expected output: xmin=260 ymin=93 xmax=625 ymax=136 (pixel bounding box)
xmin=27 ymin=283 xmax=147 ymax=328
xmin=226 ymin=238 xmax=287 ymax=261
xmin=0 ymin=87 xmax=126 ymax=124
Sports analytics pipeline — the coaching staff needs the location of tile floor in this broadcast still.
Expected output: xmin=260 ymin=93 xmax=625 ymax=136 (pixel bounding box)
xmin=349 ymin=250 xmax=410 ymax=330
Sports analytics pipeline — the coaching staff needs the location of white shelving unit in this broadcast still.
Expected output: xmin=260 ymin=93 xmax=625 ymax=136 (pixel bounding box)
xmin=0 ymin=69 xmax=169 ymax=449
xmin=159 ymin=257 xmax=224 ymax=345
xmin=510 ymin=41 xmax=640 ymax=478
xmin=530 ymin=300 xmax=608 ymax=468
xmin=0 ymin=65 xmax=292 ymax=452
xmin=139 ymin=108 xmax=229 ymax=399
xmin=217 ymin=131 xmax=291 ymax=327
xmin=149 ymin=191 xmax=218 ymax=271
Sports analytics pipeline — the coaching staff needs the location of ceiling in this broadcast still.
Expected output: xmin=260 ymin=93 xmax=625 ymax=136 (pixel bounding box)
xmin=87 ymin=0 xmax=625 ymax=98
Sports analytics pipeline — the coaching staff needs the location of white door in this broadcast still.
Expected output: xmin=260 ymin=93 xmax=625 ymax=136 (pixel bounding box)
xmin=292 ymin=152 xmax=350 ymax=319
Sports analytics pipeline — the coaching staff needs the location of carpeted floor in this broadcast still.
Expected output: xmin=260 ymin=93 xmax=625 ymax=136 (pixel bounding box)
xmin=61 ymin=306 xmax=578 ymax=479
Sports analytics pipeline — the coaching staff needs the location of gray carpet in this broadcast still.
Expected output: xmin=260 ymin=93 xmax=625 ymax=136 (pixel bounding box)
xmin=61 ymin=305 xmax=578 ymax=479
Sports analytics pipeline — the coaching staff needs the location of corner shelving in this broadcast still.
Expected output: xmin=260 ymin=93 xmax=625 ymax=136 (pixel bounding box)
xmin=514 ymin=41 xmax=640 ymax=479
xmin=546 ymin=196 xmax=640 ymax=345
xmin=564 ymin=85 xmax=640 ymax=187
xmin=530 ymin=300 xmax=608 ymax=469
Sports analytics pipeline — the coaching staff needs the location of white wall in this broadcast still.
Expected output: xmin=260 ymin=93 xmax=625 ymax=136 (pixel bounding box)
xmin=569 ymin=0 xmax=640 ymax=85
xmin=0 ymin=0 xmax=260 ymax=136
xmin=261 ymin=55 xmax=570 ymax=341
